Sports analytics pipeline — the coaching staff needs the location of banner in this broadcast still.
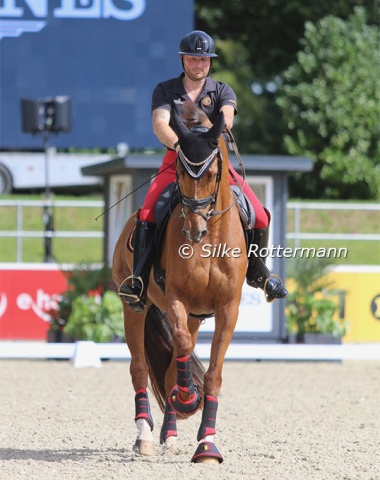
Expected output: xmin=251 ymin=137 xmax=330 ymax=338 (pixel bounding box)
xmin=0 ymin=1 xmax=194 ymax=149
xmin=0 ymin=265 xmax=67 ymax=340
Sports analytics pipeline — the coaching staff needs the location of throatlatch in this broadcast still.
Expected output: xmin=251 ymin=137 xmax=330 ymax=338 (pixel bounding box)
xmin=168 ymin=354 xmax=201 ymax=417
xmin=134 ymin=388 xmax=154 ymax=430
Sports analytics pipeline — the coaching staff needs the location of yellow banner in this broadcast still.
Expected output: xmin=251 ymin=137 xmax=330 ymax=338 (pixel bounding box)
xmin=326 ymin=267 xmax=380 ymax=343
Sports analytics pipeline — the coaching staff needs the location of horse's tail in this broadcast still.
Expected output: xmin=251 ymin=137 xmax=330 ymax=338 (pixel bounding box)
xmin=144 ymin=304 xmax=205 ymax=413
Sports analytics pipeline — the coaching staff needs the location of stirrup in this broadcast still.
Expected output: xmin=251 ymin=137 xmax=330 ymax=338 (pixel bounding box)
xmin=118 ymin=276 xmax=146 ymax=312
xmin=263 ymin=274 xmax=287 ymax=304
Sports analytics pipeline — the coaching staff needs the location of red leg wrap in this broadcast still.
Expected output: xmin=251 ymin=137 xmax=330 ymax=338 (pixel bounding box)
xmin=134 ymin=388 xmax=154 ymax=430
xmin=197 ymin=394 xmax=218 ymax=441
xmin=160 ymin=399 xmax=178 ymax=444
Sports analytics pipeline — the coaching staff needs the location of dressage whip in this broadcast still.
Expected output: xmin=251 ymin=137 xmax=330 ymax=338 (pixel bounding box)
xmin=94 ymin=160 xmax=176 ymax=221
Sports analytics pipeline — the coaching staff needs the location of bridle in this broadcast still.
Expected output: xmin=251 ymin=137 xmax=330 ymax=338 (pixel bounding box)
xmin=177 ymin=146 xmax=222 ymax=222
xmin=173 ymin=123 xmax=246 ymax=223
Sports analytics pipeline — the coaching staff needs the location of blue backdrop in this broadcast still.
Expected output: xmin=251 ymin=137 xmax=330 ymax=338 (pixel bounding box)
xmin=0 ymin=1 xmax=193 ymax=149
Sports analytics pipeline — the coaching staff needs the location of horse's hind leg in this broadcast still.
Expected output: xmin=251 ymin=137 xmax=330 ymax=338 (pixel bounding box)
xmin=123 ymin=304 xmax=155 ymax=456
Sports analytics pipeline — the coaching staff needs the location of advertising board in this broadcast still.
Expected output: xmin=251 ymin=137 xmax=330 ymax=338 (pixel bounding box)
xmin=0 ymin=1 xmax=193 ymax=149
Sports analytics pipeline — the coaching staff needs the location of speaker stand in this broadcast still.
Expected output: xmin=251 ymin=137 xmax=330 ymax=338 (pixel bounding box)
xmin=42 ymin=131 xmax=55 ymax=263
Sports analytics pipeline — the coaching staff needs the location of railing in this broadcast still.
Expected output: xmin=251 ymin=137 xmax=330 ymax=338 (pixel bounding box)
xmin=286 ymin=202 xmax=380 ymax=247
xmin=0 ymin=199 xmax=104 ymax=263
xmin=1 ymin=199 xmax=379 ymax=262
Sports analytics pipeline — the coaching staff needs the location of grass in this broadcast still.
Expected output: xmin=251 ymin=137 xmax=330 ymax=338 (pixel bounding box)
xmin=0 ymin=194 xmax=379 ymax=265
xmin=287 ymin=202 xmax=380 ymax=265
xmin=0 ymin=194 xmax=104 ymax=264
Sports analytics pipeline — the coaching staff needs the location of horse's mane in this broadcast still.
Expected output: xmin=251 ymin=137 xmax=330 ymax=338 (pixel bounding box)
xmin=181 ymin=100 xmax=212 ymax=129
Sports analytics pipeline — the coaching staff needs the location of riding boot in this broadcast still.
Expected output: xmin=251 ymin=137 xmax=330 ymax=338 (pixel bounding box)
xmin=118 ymin=220 xmax=156 ymax=312
xmin=246 ymin=210 xmax=288 ymax=303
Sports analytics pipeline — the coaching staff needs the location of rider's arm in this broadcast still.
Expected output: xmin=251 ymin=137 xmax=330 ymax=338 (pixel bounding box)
xmin=152 ymin=108 xmax=179 ymax=151
xmin=220 ymin=104 xmax=235 ymax=130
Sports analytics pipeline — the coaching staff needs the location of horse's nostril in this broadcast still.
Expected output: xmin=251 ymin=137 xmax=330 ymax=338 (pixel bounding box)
xmin=192 ymin=230 xmax=206 ymax=243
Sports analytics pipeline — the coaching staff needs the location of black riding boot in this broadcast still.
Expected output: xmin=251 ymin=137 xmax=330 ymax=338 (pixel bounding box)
xmin=246 ymin=216 xmax=288 ymax=303
xmin=118 ymin=220 xmax=156 ymax=312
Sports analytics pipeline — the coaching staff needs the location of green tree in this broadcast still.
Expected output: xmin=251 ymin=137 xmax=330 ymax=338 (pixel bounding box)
xmin=276 ymin=8 xmax=380 ymax=199
xmin=196 ymin=0 xmax=379 ymax=79
xmin=196 ymin=0 xmax=379 ymax=180
xmin=211 ymin=39 xmax=286 ymax=154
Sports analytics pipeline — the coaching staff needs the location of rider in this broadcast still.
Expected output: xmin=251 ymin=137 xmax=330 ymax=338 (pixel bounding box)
xmin=119 ymin=30 xmax=288 ymax=312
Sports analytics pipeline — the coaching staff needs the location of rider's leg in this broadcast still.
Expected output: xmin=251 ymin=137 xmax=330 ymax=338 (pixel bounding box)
xmin=246 ymin=209 xmax=287 ymax=301
xmin=118 ymin=152 xmax=177 ymax=311
xmin=228 ymin=164 xmax=287 ymax=301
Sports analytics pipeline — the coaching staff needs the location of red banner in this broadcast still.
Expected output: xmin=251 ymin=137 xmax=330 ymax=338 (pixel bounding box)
xmin=0 ymin=265 xmax=68 ymax=340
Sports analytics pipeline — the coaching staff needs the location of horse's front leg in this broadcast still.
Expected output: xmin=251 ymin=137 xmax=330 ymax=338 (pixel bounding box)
xmin=192 ymin=301 xmax=240 ymax=464
xmin=123 ymin=304 xmax=155 ymax=456
xmin=160 ymin=302 xmax=202 ymax=448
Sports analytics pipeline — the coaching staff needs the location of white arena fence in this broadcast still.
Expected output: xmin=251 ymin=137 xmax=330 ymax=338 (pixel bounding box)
xmin=0 ymin=200 xmax=379 ymax=263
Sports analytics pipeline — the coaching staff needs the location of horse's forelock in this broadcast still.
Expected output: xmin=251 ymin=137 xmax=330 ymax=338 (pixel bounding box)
xmin=181 ymin=100 xmax=210 ymax=129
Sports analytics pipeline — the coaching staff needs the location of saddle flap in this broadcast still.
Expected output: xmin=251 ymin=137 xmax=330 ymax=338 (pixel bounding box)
xmin=230 ymin=185 xmax=255 ymax=230
xmin=154 ymin=183 xmax=179 ymax=225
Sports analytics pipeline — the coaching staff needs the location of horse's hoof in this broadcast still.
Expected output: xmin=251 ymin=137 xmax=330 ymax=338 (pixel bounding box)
xmin=191 ymin=441 xmax=223 ymax=464
xmin=164 ymin=435 xmax=178 ymax=450
xmin=133 ymin=439 xmax=154 ymax=456
xmin=168 ymin=385 xmax=201 ymax=417
xmin=163 ymin=435 xmax=182 ymax=455
xmin=194 ymin=456 xmax=220 ymax=464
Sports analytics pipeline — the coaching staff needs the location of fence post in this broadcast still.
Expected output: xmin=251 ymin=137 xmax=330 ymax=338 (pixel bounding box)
xmin=16 ymin=204 xmax=23 ymax=263
xmin=294 ymin=204 xmax=300 ymax=248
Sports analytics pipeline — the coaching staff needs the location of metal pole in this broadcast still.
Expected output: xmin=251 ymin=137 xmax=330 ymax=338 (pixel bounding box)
xmin=294 ymin=204 xmax=300 ymax=248
xmin=43 ymin=131 xmax=54 ymax=262
xmin=16 ymin=203 xmax=22 ymax=262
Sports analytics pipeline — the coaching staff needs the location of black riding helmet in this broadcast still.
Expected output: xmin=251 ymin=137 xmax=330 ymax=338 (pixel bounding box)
xmin=179 ymin=30 xmax=217 ymax=77
xmin=179 ymin=30 xmax=218 ymax=58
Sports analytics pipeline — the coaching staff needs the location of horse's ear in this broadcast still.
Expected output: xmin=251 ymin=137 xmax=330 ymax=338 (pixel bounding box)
xmin=205 ymin=111 xmax=225 ymax=141
xmin=172 ymin=110 xmax=190 ymax=140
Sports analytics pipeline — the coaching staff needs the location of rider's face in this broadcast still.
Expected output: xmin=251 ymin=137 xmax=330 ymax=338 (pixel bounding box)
xmin=182 ymin=55 xmax=211 ymax=81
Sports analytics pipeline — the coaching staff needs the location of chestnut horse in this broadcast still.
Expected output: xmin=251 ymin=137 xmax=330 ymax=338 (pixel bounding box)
xmin=112 ymin=103 xmax=247 ymax=464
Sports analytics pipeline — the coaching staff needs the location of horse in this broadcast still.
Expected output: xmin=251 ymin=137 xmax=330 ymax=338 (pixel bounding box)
xmin=112 ymin=101 xmax=247 ymax=464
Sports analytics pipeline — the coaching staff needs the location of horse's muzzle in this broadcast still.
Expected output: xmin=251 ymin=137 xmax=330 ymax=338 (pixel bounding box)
xmin=182 ymin=228 xmax=207 ymax=243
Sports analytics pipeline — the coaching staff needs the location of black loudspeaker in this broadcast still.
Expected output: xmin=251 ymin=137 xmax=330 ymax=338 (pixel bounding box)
xmin=21 ymin=96 xmax=71 ymax=134
xmin=21 ymin=98 xmax=44 ymax=133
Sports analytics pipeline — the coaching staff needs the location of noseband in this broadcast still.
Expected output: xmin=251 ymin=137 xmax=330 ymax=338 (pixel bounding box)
xmin=177 ymin=146 xmax=222 ymax=222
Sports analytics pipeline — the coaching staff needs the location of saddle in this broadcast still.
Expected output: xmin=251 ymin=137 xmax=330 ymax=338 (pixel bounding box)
xmin=152 ymin=182 xmax=255 ymax=316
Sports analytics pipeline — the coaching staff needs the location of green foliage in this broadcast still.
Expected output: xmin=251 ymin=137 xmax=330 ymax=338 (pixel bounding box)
xmin=48 ymin=264 xmax=124 ymax=343
xmin=64 ymin=291 xmax=124 ymax=343
xmin=212 ymin=39 xmax=285 ymax=153
xmin=286 ymin=256 xmax=349 ymax=337
xmin=196 ymin=1 xmax=379 ymax=197
xmin=277 ymin=8 xmax=380 ymax=199
xmin=197 ymin=0 xmax=379 ymax=79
